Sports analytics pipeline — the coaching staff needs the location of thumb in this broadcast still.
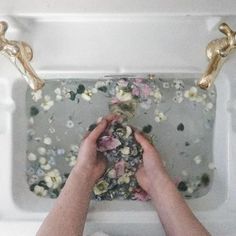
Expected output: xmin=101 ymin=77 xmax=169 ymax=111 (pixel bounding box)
xmin=134 ymin=131 xmax=152 ymax=151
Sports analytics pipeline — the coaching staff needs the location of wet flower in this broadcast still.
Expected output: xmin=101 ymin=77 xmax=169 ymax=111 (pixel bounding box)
xmin=115 ymin=160 xmax=125 ymax=177
xmin=193 ymin=155 xmax=202 ymax=165
xmin=44 ymin=169 xmax=62 ymax=189
xmin=116 ymin=88 xmax=132 ymax=102
xmin=151 ymin=88 xmax=162 ymax=103
xmin=173 ymin=79 xmax=184 ymax=90
xmin=81 ymin=89 xmax=93 ymax=101
xmin=205 ymin=102 xmax=213 ymax=111
xmin=184 ymin=87 xmax=198 ymax=101
xmin=140 ymin=98 xmax=152 ymax=109
xmin=66 ymin=155 xmax=77 ymax=167
xmin=37 ymin=147 xmax=46 ymax=155
xmin=27 ymin=153 xmax=37 ymax=162
xmin=117 ymin=173 xmax=131 ymax=184
xmin=108 ymin=169 xmax=117 ymax=178
xmin=97 ymin=136 xmax=121 ymax=152
xmin=43 ymin=137 xmax=52 ymax=145
xmin=154 ymin=110 xmax=167 ymax=123
xmin=70 ymin=144 xmax=79 ymax=153
xmin=54 ymin=88 xmax=63 ymax=101
xmin=93 ymin=180 xmax=109 ymax=195
xmin=173 ymin=96 xmax=183 ymax=103
xmin=162 ymin=82 xmax=170 ymax=88
xmin=132 ymin=81 xmax=152 ymax=98
xmin=41 ymin=95 xmax=54 ymax=111
xmin=34 ymin=185 xmax=48 ymax=197
xmin=66 ymin=120 xmax=74 ymax=128
xmin=31 ymin=89 xmax=42 ymax=102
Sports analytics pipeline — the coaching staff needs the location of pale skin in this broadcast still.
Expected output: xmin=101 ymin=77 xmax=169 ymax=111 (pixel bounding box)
xmin=37 ymin=115 xmax=210 ymax=236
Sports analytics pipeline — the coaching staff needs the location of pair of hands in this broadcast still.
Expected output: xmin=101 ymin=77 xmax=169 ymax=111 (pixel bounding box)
xmin=74 ymin=115 xmax=166 ymax=194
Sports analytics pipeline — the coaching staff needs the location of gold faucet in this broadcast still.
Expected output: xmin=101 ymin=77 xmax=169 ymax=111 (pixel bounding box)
xmin=198 ymin=22 xmax=236 ymax=90
xmin=0 ymin=21 xmax=44 ymax=91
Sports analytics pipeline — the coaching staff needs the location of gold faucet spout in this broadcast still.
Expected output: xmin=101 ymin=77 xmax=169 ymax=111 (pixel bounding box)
xmin=198 ymin=22 xmax=236 ymax=90
xmin=0 ymin=21 xmax=44 ymax=91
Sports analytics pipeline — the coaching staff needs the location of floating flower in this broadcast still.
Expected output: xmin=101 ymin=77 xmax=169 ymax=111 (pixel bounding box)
xmin=184 ymin=87 xmax=198 ymax=101
xmin=93 ymin=180 xmax=109 ymax=195
xmin=173 ymin=79 xmax=184 ymax=90
xmin=132 ymin=80 xmax=152 ymax=98
xmin=34 ymin=185 xmax=48 ymax=197
xmin=140 ymin=98 xmax=152 ymax=109
xmin=37 ymin=147 xmax=46 ymax=155
xmin=44 ymin=169 xmax=62 ymax=189
xmin=54 ymin=88 xmax=63 ymax=101
xmin=151 ymin=88 xmax=162 ymax=103
xmin=81 ymin=89 xmax=93 ymax=101
xmin=43 ymin=137 xmax=52 ymax=145
xmin=205 ymin=102 xmax=214 ymax=111
xmin=117 ymin=79 xmax=129 ymax=87
xmin=154 ymin=110 xmax=167 ymax=123
xmin=31 ymin=89 xmax=42 ymax=102
xmin=27 ymin=153 xmax=37 ymax=162
xmin=70 ymin=144 xmax=79 ymax=153
xmin=115 ymin=88 xmax=132 ymax=102
xmin=97 ymin=136 xmax=121 ymax=152
xmin=65 ymin=155 xmax=77 ymax=167
xmin=173 ymin=96 xmax=183 ymax=103
xmin=66 ymin=120 xmax=74 ymax=128
xmin=107 ymin=169 xmax=117 ymax=178
xmin=40 ymin=95 xmax=54 ymax=111
xmin=162 ymin=82 xmax=170 ymax=88
xmin=193 ymin=155 xmax=202 ymax=165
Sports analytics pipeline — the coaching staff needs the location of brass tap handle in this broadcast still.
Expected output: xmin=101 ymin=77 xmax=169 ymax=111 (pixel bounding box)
xmin=198 ymin=22 xmax=236 ymax=90
xmin=0 ymin=21 xmax=44 ymax=91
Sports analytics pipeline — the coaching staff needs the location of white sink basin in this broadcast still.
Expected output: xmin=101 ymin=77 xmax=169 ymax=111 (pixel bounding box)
xmin=0 ymin=14 xmax=236 ymax=236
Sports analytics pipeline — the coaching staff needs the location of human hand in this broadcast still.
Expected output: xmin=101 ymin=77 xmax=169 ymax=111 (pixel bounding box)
xmin=134 ymin=131 xmax=169 ymax=194
xmin=73 ymin=114 xmax=118 ymax=186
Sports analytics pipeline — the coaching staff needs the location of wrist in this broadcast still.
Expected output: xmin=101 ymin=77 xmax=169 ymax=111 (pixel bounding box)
xmin=71 ymin=166 xmax=96 ymax=188
xmin=148 ymin=169 xmax=175 ymax=197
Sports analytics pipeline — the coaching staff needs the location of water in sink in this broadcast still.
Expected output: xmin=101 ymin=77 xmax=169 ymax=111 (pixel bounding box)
xmin=25 ymin=76 xmax=216 ymax=200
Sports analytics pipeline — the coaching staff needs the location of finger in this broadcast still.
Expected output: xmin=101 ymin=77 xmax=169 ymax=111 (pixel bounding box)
xmin=134 ymin=131 xmax=152 ymax=150
xmin=103 ymin=114 xmax=121 ymax=123
xmin=87 ymin=118 xmax=108 ymax=142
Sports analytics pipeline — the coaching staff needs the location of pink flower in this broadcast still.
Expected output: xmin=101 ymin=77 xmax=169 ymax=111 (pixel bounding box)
xmin=132 ymin=81 xmax=152 ymax=98
xmin=111 ymin=97 xmax=121 ymax=105
xmin=133 ymin=188 xmax=151 ymax=201
xmin=117 ymin=79 xmax=129 ymax=87
xmin=115 ymin=160 xmax=125 ymax=177
xmin=97 ymin=135 xmax=121 ymax=152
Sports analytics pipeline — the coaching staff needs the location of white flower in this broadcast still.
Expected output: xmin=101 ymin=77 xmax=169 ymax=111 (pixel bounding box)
xmin=173 ymin=79 xmax=184 ymax=89
xmin=162 ymin=82 xmax=170 ymax=88
xmin=66 ymin=120 xmax=74 ymax=128
xmin=155 ymin=110 xmax=167 ymax=123
xmin=41 ymin=95 xmax=54 ymax=111
xmin=54 ymin=88 xmax=63 ymax=101
xmin=184 ymin=87 xmax=198 ymax=101
xmin=41 ymin=163 xmax=52 ymax=171
xmin=43 ymin=137 xmax=52 ymax=145
xmin=118 ymin=173 xmax=131 ymax=184
xmin=208 ymin=162 xmax=216 ymax=170
xmin=173 ymin=96 xmax=183 ymax=103
xmin=115 ymin=88 xmax=132 ymax=102
xmin=34 ymin=185 xmax=48 ymax=197
xmin=193 ymin=155 xmax=202 ymax=165
xmin=70 ymin=144 xmax=79 ymax=153
xmin=68 ymin=156 xmax=77 ymax=167
xmin=31 ymin=90 xmax=42 ymax=102
xmin=37 ymin=147 xmax=46 ymax=155
xmin=205 ymin=102 xmax=213 ymax=111
xmin=181 ymin=170 xmax=188 ymax=176
xmin=93 ymin=180 xmax=109 ymax=195
xmin=95 ymin=81 xmax=106 ymax=89
xmin=151 ymin=88 xmax=162 ymax=103
xmin=44 ymin=169 xmax=62 ymax=189
xmin=27 ymin=153 xmax=37 ymax=161
xmin=39 ymin=157 xmax=47 ymax=165
xmin=80 ymin=89 xmax=93 ymax=101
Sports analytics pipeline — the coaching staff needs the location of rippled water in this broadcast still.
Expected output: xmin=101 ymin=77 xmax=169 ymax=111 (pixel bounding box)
xmin=25 ymin=76 xmax=216 ymax=199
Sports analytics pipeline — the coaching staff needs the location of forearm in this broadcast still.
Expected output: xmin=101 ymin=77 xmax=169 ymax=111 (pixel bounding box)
xmin=150 ymin=170 xmax=210 ymax=236
xmin=37 ymin=168 xmax=93 ymax=236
